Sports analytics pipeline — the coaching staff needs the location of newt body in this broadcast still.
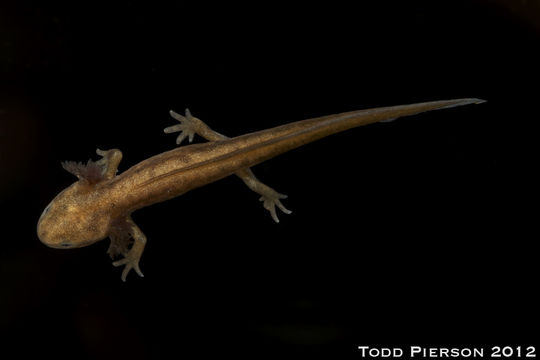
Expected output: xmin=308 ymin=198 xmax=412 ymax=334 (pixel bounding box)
xmin=37 ymin=99 xmax=485 ymax=280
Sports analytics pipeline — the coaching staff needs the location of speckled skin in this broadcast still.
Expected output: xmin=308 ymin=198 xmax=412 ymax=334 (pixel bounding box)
xmin=37 ymin=98 xmax=485 ymax=281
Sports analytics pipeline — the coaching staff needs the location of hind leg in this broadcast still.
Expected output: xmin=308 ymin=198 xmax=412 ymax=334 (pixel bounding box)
xmin=164 ymin=109 xmax=291 ymax=222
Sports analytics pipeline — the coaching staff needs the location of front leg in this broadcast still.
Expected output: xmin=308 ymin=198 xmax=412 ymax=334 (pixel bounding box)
xmin=109 ymin=216 xmax=146 ymax=282
xmin=164 ymin=109 xmax=292 ymax=222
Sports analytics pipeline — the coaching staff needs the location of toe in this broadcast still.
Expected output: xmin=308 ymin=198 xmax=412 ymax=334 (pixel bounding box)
xmin=164 ymin=124 xmax=183 ymax=133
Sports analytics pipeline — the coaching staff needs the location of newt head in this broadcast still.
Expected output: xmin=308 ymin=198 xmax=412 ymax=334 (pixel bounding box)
xmin=37 ymin=181 xmax=111 ymax=249
xmin=37 ymin=153 xmax=118 ymax=249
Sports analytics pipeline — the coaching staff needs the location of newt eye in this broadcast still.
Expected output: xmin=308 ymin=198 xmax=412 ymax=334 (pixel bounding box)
xmin=60 ymin=242 xmax=71 ymax=247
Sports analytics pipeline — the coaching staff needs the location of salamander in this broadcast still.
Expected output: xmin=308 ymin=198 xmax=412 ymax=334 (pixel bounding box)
xmin=37 ymin=98 xmax=485 ymax=281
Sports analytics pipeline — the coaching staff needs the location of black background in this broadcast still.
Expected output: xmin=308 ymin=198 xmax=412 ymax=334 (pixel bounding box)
xmin=1 ymin=1 xmax=538 ymax=359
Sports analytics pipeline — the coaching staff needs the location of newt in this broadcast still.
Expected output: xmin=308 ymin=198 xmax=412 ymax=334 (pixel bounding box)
xmin=37 ymin=98 xmax=485 ymax=281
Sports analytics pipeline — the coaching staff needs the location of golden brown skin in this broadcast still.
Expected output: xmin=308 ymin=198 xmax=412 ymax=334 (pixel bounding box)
xmin=37 ymin=98 xmax=485 ymax=281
